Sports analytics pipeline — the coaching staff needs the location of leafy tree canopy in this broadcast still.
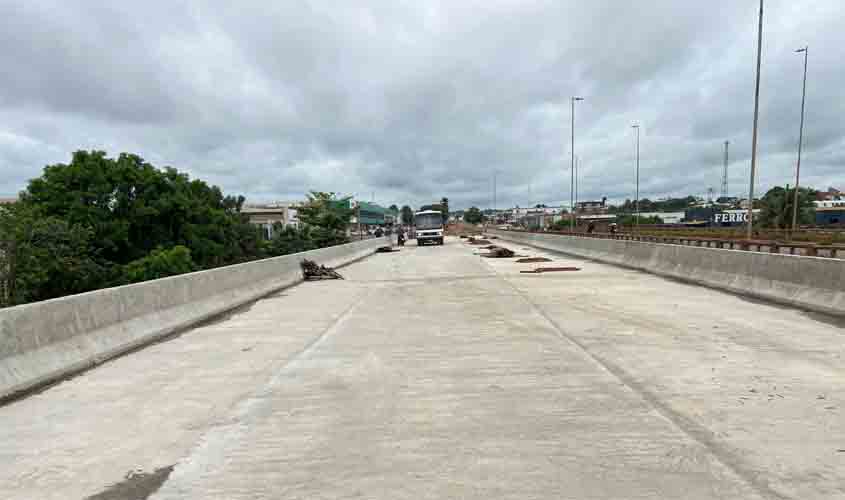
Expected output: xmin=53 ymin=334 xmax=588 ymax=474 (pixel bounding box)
xmin=758 ymin=186 xmax=816 ymax=229
xmin=463 ymin=206 xmax=483 ymax=224
xmin=19 ymin=150 xmax=260 ymax=268
xmin=400 ymin=205 xmax=414 ymax=225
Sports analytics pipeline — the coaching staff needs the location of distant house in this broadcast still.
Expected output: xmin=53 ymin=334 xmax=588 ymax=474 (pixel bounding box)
xmin=241 ymin=202 xmax=301 ymax=240
xmin=575 ymin=197 xmax=608 ymax=214
xmin=816 ymin=187 xmax=842 ymax=202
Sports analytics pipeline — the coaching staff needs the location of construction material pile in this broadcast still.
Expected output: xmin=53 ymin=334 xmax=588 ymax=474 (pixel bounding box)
xmin=467 ymin=237 xmax=492 ymax=245
xmin=300 ymin=259 xmax=344 ymax=280
xmin=481 ymin=246 xmax=515 ymax=258
xmin=520 ymin=266 xmax=580 ymax=273
xmin=516 ymin=257 xmax=552 ymax=263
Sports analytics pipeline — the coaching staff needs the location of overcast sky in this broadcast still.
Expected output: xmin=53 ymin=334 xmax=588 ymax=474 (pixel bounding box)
xmin=1 ymin=1 xmax=843 ymax=210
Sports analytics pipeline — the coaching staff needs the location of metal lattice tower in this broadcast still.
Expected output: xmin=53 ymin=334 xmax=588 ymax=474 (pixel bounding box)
xmin=720 ymin=141 xmax=730 ymax=199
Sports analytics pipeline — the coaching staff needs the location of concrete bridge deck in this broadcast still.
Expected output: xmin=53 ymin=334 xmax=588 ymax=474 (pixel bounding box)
xmin=1 ymin=237 xmax=843 ymax=499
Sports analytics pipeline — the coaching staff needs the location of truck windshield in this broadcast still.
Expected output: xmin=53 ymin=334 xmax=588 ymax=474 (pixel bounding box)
xmin=415 ymin=214 xmax=442 ymax=230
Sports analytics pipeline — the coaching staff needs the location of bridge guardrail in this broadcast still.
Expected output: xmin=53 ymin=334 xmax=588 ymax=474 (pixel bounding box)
xmin=510 ymin=229 xmax=844 ymax=259
xmin=489 ymin=229 xmax=845 ymax=318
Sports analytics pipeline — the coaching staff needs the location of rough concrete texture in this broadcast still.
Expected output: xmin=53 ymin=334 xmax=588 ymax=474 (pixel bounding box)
xmin=0 ymin=237 xmax=389 ymax=401
xmin=489 ymin=230 xmax=845 ymax=317
xmin=1 ymin=238 xmax=843 ymax=499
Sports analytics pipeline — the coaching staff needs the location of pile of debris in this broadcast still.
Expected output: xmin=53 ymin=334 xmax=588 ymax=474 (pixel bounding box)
xmin=520 ymin=266 xmax=580 ymax=274
xmin=481 ymin=246 xmax=515 ymax=258
xmin=300 ymin=259 xmax=344 ymax=280
xmin=467 ymin=237 xmax=492 ymax=245
xmin=516 ymin=257 xmax=552 ymax=263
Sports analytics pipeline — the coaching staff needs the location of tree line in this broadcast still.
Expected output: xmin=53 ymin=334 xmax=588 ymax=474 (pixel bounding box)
xmin=0 ymin=151 xmax=353 ymax=307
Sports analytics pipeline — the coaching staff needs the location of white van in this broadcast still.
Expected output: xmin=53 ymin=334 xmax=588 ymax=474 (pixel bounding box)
xmin=414 ymin=210 xmax=444 ymax=245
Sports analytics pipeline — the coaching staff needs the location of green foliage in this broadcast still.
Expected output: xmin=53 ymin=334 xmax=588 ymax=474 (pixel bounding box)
xmin=608 ymin=196 xmax=696 ymax=213
xmin=616 ymin=214 xmax=664 ymax=226
xmin=419 ymin=203 xmax=444 ymax=213
xmin=758 ymin=186 xmax=816 ymax=229
xmin=388 ymin=204 xmax=398 ymax=212
xmin=549 ymin=219 xmax=571 ymax=231
xmin=267 ymin=224 xmax=318 ymax=256
xmin=439 ymin=197 xmax=450 ymax=224
xmin=400 ymin=205 xmax=414 ymax=225
xmin=463 ymin=206 xmax=483 ymax=224
xmin=123 ymin=246 xmax=195 ymax=284
xmin=297 ymin=191 xmax=352 ymax=246
xmin=0 ymin=203 xmax=107 ymax=305
xmin=20 ymin=150 xmax=261 ymax=269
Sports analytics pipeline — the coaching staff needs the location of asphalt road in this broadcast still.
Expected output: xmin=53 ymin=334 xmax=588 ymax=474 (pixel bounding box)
xmin=1 ymin=237 xmax=842 ymax=499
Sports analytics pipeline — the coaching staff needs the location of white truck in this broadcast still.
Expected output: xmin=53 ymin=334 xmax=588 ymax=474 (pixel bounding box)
xmin=414 ymin=210 xmax=444 ymax=245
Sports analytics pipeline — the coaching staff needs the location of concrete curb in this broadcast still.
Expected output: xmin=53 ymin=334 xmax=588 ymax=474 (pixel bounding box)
xmin=490 ymin=230 xmax=845 ymax=318
xmin=0 ymin=237 xmax=390 ymax=401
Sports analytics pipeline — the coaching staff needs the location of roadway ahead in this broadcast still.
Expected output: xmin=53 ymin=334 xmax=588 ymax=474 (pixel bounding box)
xmin=1 ymin=237 xmax=843 ymax=499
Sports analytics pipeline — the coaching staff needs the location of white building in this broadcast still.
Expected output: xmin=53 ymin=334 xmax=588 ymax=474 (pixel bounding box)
xmin=242 ymin=202 xmax=302 ymax=239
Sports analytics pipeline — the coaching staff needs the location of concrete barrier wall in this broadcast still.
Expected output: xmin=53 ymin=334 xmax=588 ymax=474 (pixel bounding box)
xmin=490 ymin=230 xmax=845 ymax=317
xmin=0 ymin=237 xmax=389 ymax=400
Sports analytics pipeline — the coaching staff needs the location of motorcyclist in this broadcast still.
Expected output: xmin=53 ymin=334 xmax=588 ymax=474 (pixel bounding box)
xmin=397 ymin=227 xmax=406 ymax=246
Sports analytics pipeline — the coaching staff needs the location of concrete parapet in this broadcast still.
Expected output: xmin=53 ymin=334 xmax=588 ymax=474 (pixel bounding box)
xmin=490 ymin=230 xmax=845 ymax=317
xmin=0 ymin=238 xmax=389 ymax=400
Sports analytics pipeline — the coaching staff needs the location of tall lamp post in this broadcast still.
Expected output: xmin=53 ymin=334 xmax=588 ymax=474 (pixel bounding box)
xmin=746 ymin=0 xmax=764 ymax=241
xmin=570 ymin=96 xmax=584 ymax=232
xmin=791 ymin=46 xmax=808 ymax=233
xmin=632 ymin=124 xmax=640 ymax=231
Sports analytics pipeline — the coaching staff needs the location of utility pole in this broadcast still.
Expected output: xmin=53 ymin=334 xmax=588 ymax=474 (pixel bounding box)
xmin=570 ymin=96 xmax=584 ymax=232
xmin=721 ymin=141 xmax=730 ymax=199
xmin=746 ymin=0 xmax=764 ymax=241
xmin=575 ymin=155 xmax=579 ymax=211
xmin=632 ymin=124 xmax=640 ymax=231
xmin=357 ymin=200 xmax=362 ymax=240
xmin=791 ymin=46 xmax=808 ymax=233
xmin=493 ymin=171 xmax=497 ymax=223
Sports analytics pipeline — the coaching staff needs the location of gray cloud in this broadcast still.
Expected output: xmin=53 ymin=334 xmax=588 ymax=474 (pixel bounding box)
xmin=0 ymin=0 xmax=842 ymax=209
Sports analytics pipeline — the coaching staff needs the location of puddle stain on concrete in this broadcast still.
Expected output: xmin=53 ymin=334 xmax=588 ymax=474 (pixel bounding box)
xmin=85 ymin=465 xmax=174 ymax=500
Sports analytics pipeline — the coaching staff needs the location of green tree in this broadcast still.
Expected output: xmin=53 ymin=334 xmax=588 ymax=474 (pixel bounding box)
xmin=297 ymin=191 xmax=353 ymax=247
xmin=464 ymin=206 xmax=483 ymax=224
xmin=439 ymin=197 xmax=450 ymax=224
xmin=616 ymin=214 xmax=664 ymax=226
xmin=0 ymin=203 xmax=106 ymax=305
xmin=388 ymin=204 xmax=398 ymax=212
xmin=400 ymin=205 xmax=414 ymax=225
xmin=267 ymin=224 xmax=318 ymax=256
xmin=758 ymin=186 xmax=816 ymax=229
xmin=19 ymin=150 xmax=261 ymax=269
xmin=123 ymin=246 xmax=195 ymax=284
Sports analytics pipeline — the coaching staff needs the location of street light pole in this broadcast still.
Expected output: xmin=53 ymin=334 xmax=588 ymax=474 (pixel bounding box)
xmin=570 ymin=96 xmax=584 ymax=232
xmin=632 ymin=124 xmax=640 ymax=231
xmin=493 ymin=170 xmax=497 ymax=223
xmin=791 ymin=46 xmax=808 ymax=233
xmin=746 ymin=0 xmax=764 ymax=241
xmin=574 ymin=155 xmax=579 ymax=210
